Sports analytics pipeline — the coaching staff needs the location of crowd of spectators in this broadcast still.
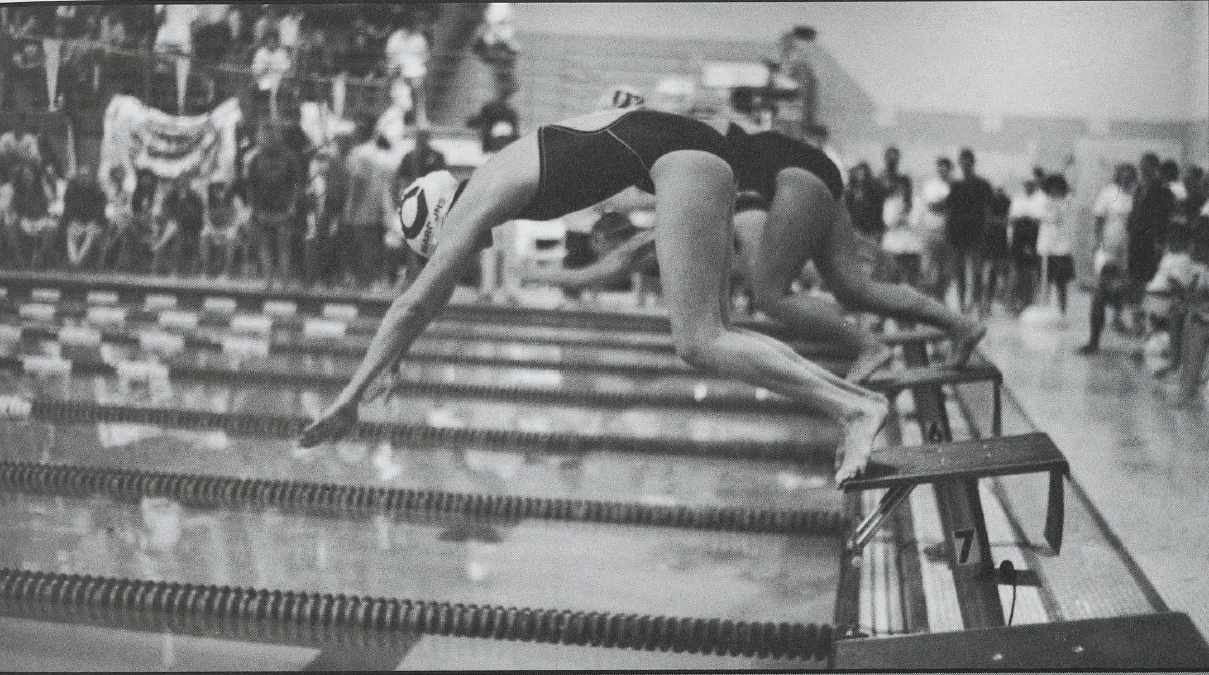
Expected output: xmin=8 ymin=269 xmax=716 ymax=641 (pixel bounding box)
xmin=843 ymin=145 xmax=1209 ymax=404
xmin=0 ymin=107 xmax=469 ymax=295
xmin=0 ymin=4 xmax=441 ymax=118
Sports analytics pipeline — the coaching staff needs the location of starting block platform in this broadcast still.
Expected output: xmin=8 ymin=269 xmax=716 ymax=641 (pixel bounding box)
xmin=834 ymin=611 xmax=1209 ymax=669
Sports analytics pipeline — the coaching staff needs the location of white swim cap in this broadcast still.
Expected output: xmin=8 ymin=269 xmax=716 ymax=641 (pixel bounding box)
xmin=599 ymin=86 xmax=645 ymax=111
xmin=396 ymin=170 xmax=464 ymax=258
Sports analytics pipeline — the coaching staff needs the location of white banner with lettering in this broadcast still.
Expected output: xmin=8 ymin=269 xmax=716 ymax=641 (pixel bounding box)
xmin=99 ymin=95 xmax=242 ymax=185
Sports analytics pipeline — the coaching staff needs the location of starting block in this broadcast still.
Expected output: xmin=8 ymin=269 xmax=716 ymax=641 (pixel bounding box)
xmin=30 ymin=288 xmax=61 ymax=303
xmin=0 ymin=325 xmax=21 ymax=343
xmin=229 ymin=314 xmax=273 ymax=336
xmin=221 ymin=335 xmax=270 ymax=359
xmin=86 ymin=306 xmax=127 ymax=326
xmin=158 ymin=310 xmax=199 ymax=331
xmin=21 ymin=355 xmax=72 ymax=377
xmin=202 ymin=296 xmax=238 ymax=315
xmin=304 ymin=318 xmax=346 ymax=339
xmin=0 ymin=394 xmax=32 ymax=419
xmin=843 ymin=432 xmax=1067 ymax=556
xmin=834 ymin=611 xmax=1209 ymax=669
xmin=138 ymin=330 xmax=185 ymax=357
xmin=57 ymin=326 xmax=102 ymax=348
xmin=18 ymin=303 xmax=56 ymax=322
xmin=144 ymin=294 xmax=178 ymax=312
xmin=115 ymin=360 xmax=170 ymax=384
xmin=85 ymin=290 xmax=120 ymax=306
xmin=262 ymin=300 xmax=297 ymax=317
xmin=322 ymin=303 xmax=358 ymax=321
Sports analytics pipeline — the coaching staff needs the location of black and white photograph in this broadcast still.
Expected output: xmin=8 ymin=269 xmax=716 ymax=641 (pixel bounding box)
xmin=0 ymin=1 xmax=1206 ymax=669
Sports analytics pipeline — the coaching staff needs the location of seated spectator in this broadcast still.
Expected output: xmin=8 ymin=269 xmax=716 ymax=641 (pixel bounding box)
xmin=4 ymin=161 xmax=59 ymax=269
xmin=149 ymin=178 xmax=204 ymax=276
xmin=466 ymin=92 xmax=520 ymax=154
xmin=0 ymin=113 xmax=43 ymax=181
xmin=199 ymin=181 xmax=249 ymax=278
xmin=99 ymin=165 xmax=139 ymax=272
xmin=61 ymin=164 xmax=108 ymax=271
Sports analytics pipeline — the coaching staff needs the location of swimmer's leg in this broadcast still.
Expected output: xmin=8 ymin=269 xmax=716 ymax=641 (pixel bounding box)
xmin=649 ymin=150 xmax=887 ymax=484
xmin=744 ymin=198 xmax=892 ymax=384
xmin=802 ymin=172 xmax=986 ymax=369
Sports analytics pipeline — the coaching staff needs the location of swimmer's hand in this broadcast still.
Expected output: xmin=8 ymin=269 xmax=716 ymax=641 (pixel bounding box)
xmin=298 ymin=399 xmax=358 ymax=448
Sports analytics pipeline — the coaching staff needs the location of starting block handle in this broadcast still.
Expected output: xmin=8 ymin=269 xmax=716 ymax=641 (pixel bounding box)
xmin=848 ymin=483 xmax=914 ymax=553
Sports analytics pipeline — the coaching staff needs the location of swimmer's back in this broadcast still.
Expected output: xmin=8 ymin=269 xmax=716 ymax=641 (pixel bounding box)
xmin=519 ymin=110 xmax=733 ymax=221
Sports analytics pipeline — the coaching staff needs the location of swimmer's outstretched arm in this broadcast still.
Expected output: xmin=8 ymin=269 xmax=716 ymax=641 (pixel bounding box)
xmin=298 ymin=211 xmax=491 ymax=447
xmin=523 ymin=229 xmax=656 ymax=291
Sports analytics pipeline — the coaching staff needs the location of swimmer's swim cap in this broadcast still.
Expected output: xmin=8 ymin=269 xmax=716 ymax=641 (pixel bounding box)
xmin=599 ymin=86 xmax=645 ymax=110
xmin=396 ymin=170 xmax=467 ymax=258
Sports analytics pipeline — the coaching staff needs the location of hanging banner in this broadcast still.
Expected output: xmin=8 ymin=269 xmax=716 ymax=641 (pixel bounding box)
xmin=174 ymin=56 xmax=191 ymax=114
xmin=99 ymin=95 xmax=242 ymax=186
xmin=42 ymin=38 xmax=62 ymax=111
xmin=332 ymin=72 xmax=346 ymax=119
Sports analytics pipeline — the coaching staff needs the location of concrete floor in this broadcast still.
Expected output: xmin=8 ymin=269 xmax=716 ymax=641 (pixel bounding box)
xmin=978 ymin=288 xmax=1209 ymax=639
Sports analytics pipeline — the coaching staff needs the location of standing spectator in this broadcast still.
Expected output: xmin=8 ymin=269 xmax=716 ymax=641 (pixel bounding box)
xmin=1036 ymin=174 xmax=1075 ymax=314
xmin=879 ymin=168 xmax=923 ymax=289
xmin=1128 ymin=153 xmax=1175 ymax=334
xmin=977 ymin=187 xmax=1011 ymax=317
xmin=153 ymin=4 xmax=197 ymax=55
xmin=1172 ymin=198 xmax=1209 ymax=404
xmin=301 ymin=146 xmax=348 ymax=287
xmin=246 ymin=124 xmax=302 ymax=287
xmin=1079 ymin=164 xmax=1138 ymax=354
xmin=466 ymin=91 xmax=520 ymax=155
xmin=384 ymin=20 xmax=430 ymax=126
xmin=1163 ymin=159 xmax=1189 ymax=239
xmin=915 ymin=156 xmax=953 ymax=302
xmin=250 ymin=28 xmax=292 ymax=120
xmin=342 ymin=120 xmax=397 ymax=289
xmin=946 ymin=148 xmax=993 ymax=312
xmin=9 ymin=41 xmax=47 ymax=111
xmin=875 ymin=146 xmax=912 ymax=232
xmin=1184 ymin=165 xmax=1206 ymax=221
xmin=61 ymin=164 xmax=108 ymax=271
xmin=1008 ymin=173 xmax=1045 ymax=315
xmin=845 ymin=162 xmax=885 ymax=243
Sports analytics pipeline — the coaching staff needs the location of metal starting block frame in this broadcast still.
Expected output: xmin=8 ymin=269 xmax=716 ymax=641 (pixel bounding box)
xmin=841 ymin=334 xmax=1052 ymax=632
xmin=843 ymin=432 xmax=1068 ymax=556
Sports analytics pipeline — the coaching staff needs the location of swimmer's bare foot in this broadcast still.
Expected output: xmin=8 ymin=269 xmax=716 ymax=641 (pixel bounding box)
xmin=835 ymin=398 xmax=890 ymax=485
xmin=940 ymin=320 xmax=987 ymax=370
xmin=846 ymin=343 xmax=895 ymax=384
